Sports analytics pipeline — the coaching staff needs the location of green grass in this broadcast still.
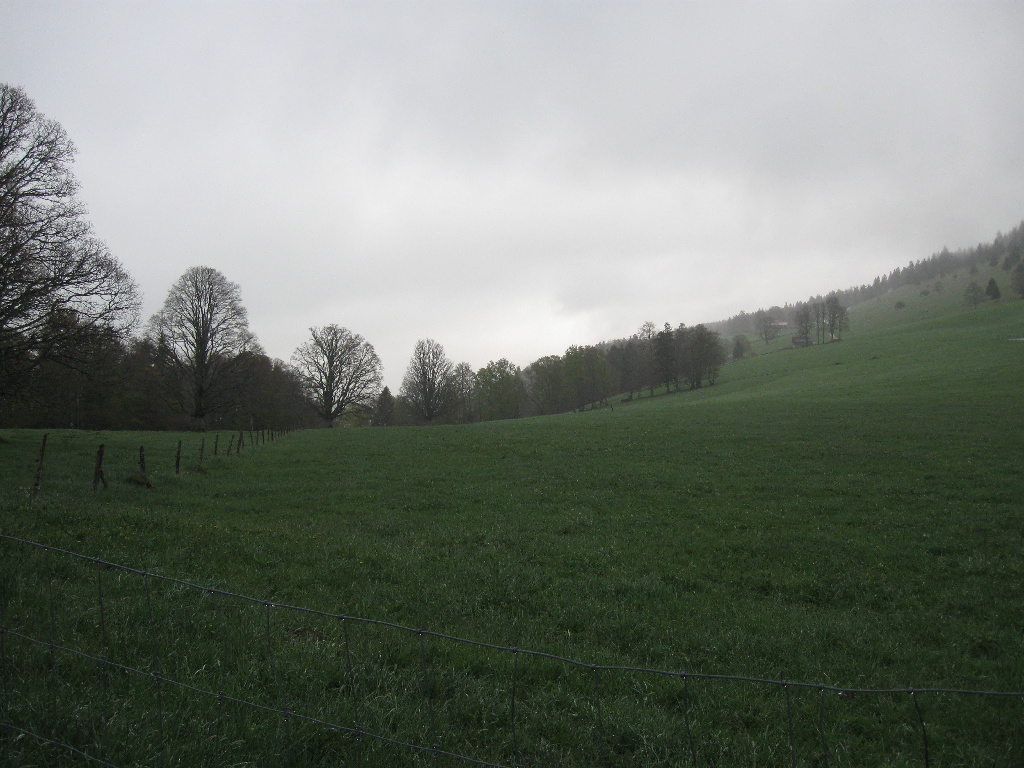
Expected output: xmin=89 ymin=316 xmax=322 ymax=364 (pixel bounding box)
xmin=2 ymin=295 xmax=1024 ymax=766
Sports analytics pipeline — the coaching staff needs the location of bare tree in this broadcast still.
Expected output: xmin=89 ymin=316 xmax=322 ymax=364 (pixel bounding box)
xmin=1 ymin=83 xmax=139 ymax=396
xmin=146 ymin=266 xmax=260 ymax=426
xmin=399 ymin=338 xmax=455 ymax=423
xmin=753 ymin=310 xmax=779 ymax=346
xmin=291 ymin=324 xmax=382 ymax=426
xmin=824 ymin=294 xmax=849 ymax=340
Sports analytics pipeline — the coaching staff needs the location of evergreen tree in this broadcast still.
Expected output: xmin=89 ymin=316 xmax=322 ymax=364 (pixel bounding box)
xmin=372 ymin=386 xmax=395 ymax=426
xmin=985 ymin=278 xmax=1001 ymax=300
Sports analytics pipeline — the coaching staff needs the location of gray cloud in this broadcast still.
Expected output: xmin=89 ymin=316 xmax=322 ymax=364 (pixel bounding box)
xmin=3 ymin=1 xmax=1022 ymax=387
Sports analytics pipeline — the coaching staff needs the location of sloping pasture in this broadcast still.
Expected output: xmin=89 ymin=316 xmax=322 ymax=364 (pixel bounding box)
xmin=2 ymin=299 xmax=1023 ymax=765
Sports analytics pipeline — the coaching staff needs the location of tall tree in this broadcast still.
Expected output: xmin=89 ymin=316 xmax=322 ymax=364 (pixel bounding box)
xmin=291 ymin=324 xmax=382 ymax=427
xmin=677 ymin=324 xmax=726 ymax=388
xmin=0 ymin=83 xmax=139 ymax=397
xmin=231 ymin=352 xmax=314 ymax=430
xmin=399 ymin=338 xmax=455 ymax=423
xmin=523 ymin=354 xmax=564 ymax=415
xmin=824 ymin=295 xmax=849 ymax=341
xmin=794 ymin=304 xmax=813 ymax=339
xmin=476 ymin=358 xmax=523 ymax=421
xmin=985 ymin=278 xmax=1001 ymax=300
xmin=637 ymin=321 xmax=657 ymax=396
xmin=451 ymin=361 xmax=477 ymax=423
xmin=732 ymin=334 xmax=752 ymax=361
xmin=963 ymin=281 xmax=985 ymax=307
xmin=1012 ymin=264 xmax=1024 ymax=298
xmin=146 ymin=266 xmax=259 ymax=426
xmin=653 ymin=323 xmax=677 ymax=391
xmin=753 ymin=310 xmax=779 ymax=346
xmin=371 ymin=386 xmax=395 ymax=426
xmin=607 ymin=339 xmax=641 ymax=400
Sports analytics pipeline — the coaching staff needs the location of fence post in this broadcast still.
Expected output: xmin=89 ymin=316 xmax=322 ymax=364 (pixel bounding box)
xmin=237 ymin=431 xmax=244 ymax=455
xmin=910 ymin=687 xmax=930 ymax=767
xmin=175 ymin=440 xmax=182 ymax=475
xmin=92 ymin=444 xmax=108 ymax=491
xmin=214 ymin=433 xmax=219 ymax=457
xmin=30 ymin=433 xmax=48 ymax=503
xmin=199 ymin=437 xmax=206 ymax=467
xmin=593 ymin=666 xmax=607 ymax=767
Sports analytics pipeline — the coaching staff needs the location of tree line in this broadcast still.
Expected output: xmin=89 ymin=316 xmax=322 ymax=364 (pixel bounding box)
xmin=0 ymin=82 xmax=733 ymax=431
xmin=710 ymin=221 xmax=1024 ymax=338
xmin=378 ymin=322 xmax=728 ymax=426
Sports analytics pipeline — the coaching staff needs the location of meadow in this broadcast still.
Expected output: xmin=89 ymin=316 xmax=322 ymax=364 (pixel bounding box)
xmin=2 ymin=288 xmax=1023 ymax=766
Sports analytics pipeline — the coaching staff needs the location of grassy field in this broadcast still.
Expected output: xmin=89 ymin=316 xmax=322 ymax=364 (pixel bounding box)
xmin=2 ymin=292 xmax=1023 ymax=766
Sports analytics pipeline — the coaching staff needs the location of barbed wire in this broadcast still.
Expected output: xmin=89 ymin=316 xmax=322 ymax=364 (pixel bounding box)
xmin=2 ymin=533 xmax=1021 ymax=767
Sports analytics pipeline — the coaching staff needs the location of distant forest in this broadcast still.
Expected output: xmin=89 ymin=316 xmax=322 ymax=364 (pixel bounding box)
xmin=707 ymin=221 xmax=1024 ymax=337
xmin=3 ymin=83 xmax=1023 ymax=432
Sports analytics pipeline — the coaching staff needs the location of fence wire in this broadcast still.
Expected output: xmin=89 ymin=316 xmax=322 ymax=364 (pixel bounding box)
xmin=1 ymin=534 xmax=1021 ymax=767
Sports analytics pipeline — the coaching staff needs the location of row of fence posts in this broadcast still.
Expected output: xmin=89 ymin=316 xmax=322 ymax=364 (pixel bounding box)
xmin=29 ymin=429 xmax=288 ymax=503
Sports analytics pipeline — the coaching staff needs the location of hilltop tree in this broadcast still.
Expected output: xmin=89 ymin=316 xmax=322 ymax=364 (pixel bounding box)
xmin=753 ymin=310 xmax=779 ymax=346
xmin=794 ymin=304 xmax=813 ymax=339
xmin=732 ymin=334 xmax=752 ymax=360
xmin=146 ymin=266 xmax=260 ymax=426
xmin=677 ymin=324 xmax=726 ymax=388
xmin=0 ymin=83 xmax=139 ymax=397
xmin=400 ymin=338 xmax=455 ymax=423
xmin=824 ymin=295 xmax=849 ymax=341
xmin=963 ymin=281 xmax=985 ymax=307
xmin=1012 ymin=264 xmax=1024 ymax=298
xmin=291 ymin=325 xmax=382 ymax=427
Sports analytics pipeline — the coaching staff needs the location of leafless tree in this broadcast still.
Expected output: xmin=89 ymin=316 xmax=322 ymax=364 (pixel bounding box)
xmin=824 ymin=294 xmax=849 ymax=341
xmin=400 ymin=338 xmax=455 ymax=423
xmin=146 ymin=266 xmax=260 ymax=426
xmin=0 ymin=83 xmax=139 ymax=396
xmin=291 ymin=324 xmax=382 ymax=427
xmin=753 ymin=309 xmax=779 ymax=346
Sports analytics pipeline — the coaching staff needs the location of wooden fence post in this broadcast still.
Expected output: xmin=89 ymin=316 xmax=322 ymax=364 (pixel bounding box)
xmin=226 ymin=434 xmax=235 ymax=455
xmin=30 ymin=433 xmax=48 ymax=503
xmin=199 ymin=437 xmax=206 ymax=467
xmin=92 ymin=444 xmax=108 ymax=491
xmin=214 ymin=433 xmax=219 ymax=456
xmin=237 ymin=430 xmax=243 ymax=455
xmin=175 ymin=440 xmax=182 ymax=475
xmin=139 ymin=445 xmax=147 ymax=474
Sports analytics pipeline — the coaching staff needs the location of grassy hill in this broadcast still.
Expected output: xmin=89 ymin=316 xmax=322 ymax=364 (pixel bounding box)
xmin=2 ymin=291 xmax=1023 ymax=766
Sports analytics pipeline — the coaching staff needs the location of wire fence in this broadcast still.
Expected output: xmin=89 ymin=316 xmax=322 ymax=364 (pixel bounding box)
xmin=27 ymin=429 xmax=289 ymax=503
xmin=2 ymin=533 xmax=1022 ymax=767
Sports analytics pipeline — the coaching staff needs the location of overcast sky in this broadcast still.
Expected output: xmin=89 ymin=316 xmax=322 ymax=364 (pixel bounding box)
xmin=3 ymin=1 xmax=1023 ymax=388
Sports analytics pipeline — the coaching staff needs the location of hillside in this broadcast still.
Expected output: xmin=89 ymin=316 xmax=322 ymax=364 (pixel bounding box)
xmin=2 ymin=294 xmax=1023 ymax=766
